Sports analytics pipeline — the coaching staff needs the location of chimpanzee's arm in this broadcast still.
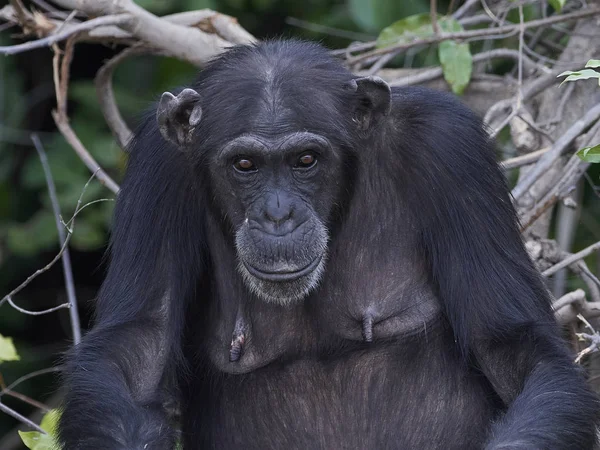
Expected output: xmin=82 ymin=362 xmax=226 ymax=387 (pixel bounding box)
xmin=57 ymin=116 xmax=206 ymax=450
xmin=475 ymin=333 xmax=596 ymax=449
xmin=399 ymin=87 xmax=600 ymax=449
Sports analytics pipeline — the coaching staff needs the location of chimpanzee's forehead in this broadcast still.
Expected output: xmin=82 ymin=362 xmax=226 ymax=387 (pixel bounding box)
xmin=193 ymin=41 xmax=357 ymax=146
xmin=200 ymin=71 xmax=353 ymax=141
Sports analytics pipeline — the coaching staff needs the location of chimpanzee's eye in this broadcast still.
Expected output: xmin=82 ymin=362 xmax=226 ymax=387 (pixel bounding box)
xmin=234 ymin=158 xmax=256 ymax=172
xmin=296 ymin=152 xmax=317 ymax=169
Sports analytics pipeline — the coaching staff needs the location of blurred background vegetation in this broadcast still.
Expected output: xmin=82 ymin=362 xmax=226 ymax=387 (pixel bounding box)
xmin=1 ymin=0 xmax=599 ymax=442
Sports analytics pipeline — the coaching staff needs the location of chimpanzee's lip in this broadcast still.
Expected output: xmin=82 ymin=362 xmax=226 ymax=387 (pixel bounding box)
xmin=244 ymin=255 xmax=323 ymax=282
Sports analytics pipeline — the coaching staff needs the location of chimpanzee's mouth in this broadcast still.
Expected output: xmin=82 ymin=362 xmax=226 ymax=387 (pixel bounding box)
xmin=243 ymin=255 xmax=323 ymax=282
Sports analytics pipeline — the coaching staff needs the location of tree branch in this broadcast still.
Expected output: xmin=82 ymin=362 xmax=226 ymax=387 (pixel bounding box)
xmin=348 ymin=7 xmax=600 ymax=65
xmin=0 ymin=14 xmax=132 ymax=55
xmin=543 ymin=242 xmax=600 ymax=277
xmin=511 ymin=102 xmax=600 ymax=200
xmin=32 ymin=134 xmax=81 ymax=343
xmin=0 ymin=402 xmax=47 ymax=434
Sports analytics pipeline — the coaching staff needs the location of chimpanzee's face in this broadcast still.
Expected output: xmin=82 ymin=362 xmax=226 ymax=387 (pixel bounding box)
xmin=209 ymin=131 xmax=344 ymax=305
xmin=156 ymin=45 xmax=391 ymax=304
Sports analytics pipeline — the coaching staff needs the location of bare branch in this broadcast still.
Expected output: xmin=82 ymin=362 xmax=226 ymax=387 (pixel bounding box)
xmin=0 ymin=14 xmax=132 ymax=55
xmin=51 ymin=39 xmax=120 ymax=193
xmin=32 ymin=134 xmax=81 ymax=344
xmin=381 ymin=48 xmax=545 ymax=86
xmin=553 ymin=288 xmax=586 ymax=313
xmin=511 ymin=102 xmax=600 ymax=200
xmin=0 ymin=402 xmax=47 ymax=434
xmin=0 ymin=172 xmax=97 ymax=310
xmin=501 ymin=147 xmax=549 ymax=170
xmin=95 ymin=45 xmax=154 ymax=151
xmin=519 ymin=153 xmax=589 ymax=231
xmin=453 ymin=0 xmax=480 ymax=19
xmin=0 ymin=390 xmax=51 ymax=412
xmin=46 ymin=0 xmax=255 ymax=65
xmin=5 ymin=297 xmax=70 ymax=316
xmin=348 ymin=7 xmax=600 ymax=65
xmin=543 ymin=242 xmax=600 ymax=277
xmin=0 ymin=367 xmax=62 ymax=398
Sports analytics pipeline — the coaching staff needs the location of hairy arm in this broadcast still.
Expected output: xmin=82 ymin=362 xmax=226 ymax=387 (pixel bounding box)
xmin=397 ymin=87 xmax=600 ymax=449
xmin=58 ymin=116 xmax=206 ymax=449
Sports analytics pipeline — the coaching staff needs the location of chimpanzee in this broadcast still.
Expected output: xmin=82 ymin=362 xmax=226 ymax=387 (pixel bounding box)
xmin=57 ymin=39 xmax=599 ymax=449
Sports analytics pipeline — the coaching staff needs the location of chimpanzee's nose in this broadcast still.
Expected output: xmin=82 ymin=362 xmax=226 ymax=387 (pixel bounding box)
xmin=264 ymin=192 xmax=293 ymax=225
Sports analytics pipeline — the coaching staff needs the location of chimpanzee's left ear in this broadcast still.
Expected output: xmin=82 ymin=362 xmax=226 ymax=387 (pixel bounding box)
xmin=345 ymin=76 xmax=392 ymax=130
xmin=157 ymin=88 xmax=203 ymax=148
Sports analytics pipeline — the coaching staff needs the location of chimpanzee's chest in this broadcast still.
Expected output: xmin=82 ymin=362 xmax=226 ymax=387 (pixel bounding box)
xmin=186 ymin=321 xmax=498 ymax=450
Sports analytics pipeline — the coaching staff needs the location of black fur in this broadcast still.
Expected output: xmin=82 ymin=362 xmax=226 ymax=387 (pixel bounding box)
xmin=57 ymin=39 xmax=600 ymax=450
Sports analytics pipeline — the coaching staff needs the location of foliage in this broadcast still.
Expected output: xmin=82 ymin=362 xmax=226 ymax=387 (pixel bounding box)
xmin=578 ymin=145 xmax=600 ymax=164
xmin=558 ymin=59 xmax=600 ymax=164
xmin=351 ymin=0 xmax=428 ymax=33
xmin=558 ymin=59 xmax=600 ymax=86
xmin=377 ymin=14 xmax=472 ymax=94
xmin=548 ymin=0 xmax=567 ymax=13
xmin=18 ymin=409 xmax=60 ymax=450
xmin=0 ymin=334 xmax=20 ymax=363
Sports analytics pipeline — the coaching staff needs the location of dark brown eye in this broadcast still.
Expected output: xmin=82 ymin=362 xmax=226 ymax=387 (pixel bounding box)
xmin=296 ymin=153 xmax=317 ymax=168
xmin=234 ymin=158 xmax=256 ymax=172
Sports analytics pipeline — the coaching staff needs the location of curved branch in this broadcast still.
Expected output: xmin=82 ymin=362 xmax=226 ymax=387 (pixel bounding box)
xmin=48 ymin=0 xmax=255 ymax=65
xmin=0 ymin=14 xmax=132 ymax=55
xmin=95 ymin=46 xmax=154 ymax=151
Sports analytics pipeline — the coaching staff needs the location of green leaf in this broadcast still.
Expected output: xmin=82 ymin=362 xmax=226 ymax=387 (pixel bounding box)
xmin=585 ymin=59 xmax=600 ymax=68
xmin=558 ymin=69 xmax=600 ymax=86
xmin=376 ymin=13 xmax=433 ymax=49
xmin=0 ymin=334 xmax=20 ymax=363
xmin=18 ymin=409 xmax=61 ymax=450
xmin=548 ymin=0 xmax=566 ymax=12
xmin=436 ymin=18 xmax=472 ymax=95
xmin=577 ymin=144 xmax=600 ymax=163
xmin=18 ymin=432 xmax=57 ymax=450
xmin=439 ymin=40 xmax=472 ymax=95
xmin=351 ymin=0 xmax=429 ymax=33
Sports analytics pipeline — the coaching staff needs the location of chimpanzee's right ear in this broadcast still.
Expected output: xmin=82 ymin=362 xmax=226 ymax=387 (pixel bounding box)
xmin=157 ymin=88 xmax=203 ymax=148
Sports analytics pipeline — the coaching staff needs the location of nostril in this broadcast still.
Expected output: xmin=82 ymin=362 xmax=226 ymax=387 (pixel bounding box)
xmin=264 ymin=208 xmax=293 ymax=225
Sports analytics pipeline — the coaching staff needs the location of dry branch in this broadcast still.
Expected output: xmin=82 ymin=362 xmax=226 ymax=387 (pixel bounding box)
xmin=348 ymin=7 xmax=600 ymax=65
xmin=512 ymin=103 xmax=600 ymax=200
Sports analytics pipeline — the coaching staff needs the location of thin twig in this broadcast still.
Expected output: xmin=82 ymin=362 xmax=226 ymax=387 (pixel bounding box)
xmin=1 ymin=391 xmax=51 ymax=412
xmin=0 ymin=172 xmax=97 ymax=310
xmin=0 ymin=14 xmax=131 ymax=55
xmin=0 ymin=367 xmax=61 ymax=398
xmin=51 ymin=39 xmax=120 ymax=193
xmin=0 ymin=402 xmax=47 ymax=434
xmin=431 ymin=0 xmax=440 ymax=35
xmin=32 ymin=134 xmax=81 ymax=343
xmin=501 ymin=147 xmax=549 ymax=170
xmin=512 ymin=102 xmax=600 ymax=200
xmin=348 ymin=7 xmax=600 ymax=65
xmin=453 ymin=0 xmax=480 ymax=19
xmin=387 ymin=48 xmax=543 ymax=87
xmin=284 ymin=17 xmax=374 ymax=41
xmin=6 ymin=297 xmax=70 ymax=315
xmin=543 ymin=242 xmax=600 ymax=277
